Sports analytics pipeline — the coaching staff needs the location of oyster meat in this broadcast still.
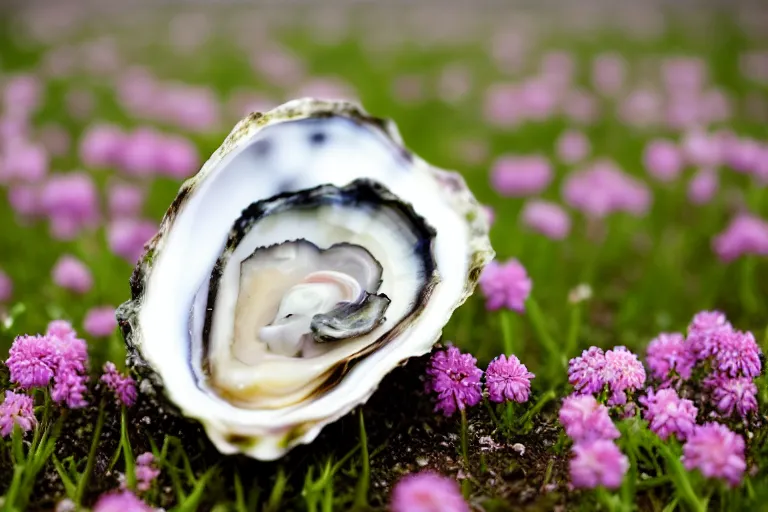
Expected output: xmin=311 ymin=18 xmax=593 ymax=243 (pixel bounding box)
xmin=117 ymin=98 xmax=493 ymax=460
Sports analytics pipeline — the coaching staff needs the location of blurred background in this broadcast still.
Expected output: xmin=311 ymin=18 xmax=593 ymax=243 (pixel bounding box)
xmin=0 ymin=0 xmax=767 ymax=363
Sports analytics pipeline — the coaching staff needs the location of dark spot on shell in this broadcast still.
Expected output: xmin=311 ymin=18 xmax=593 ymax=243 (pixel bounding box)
xmin=251 ymin=138 xmax=271 ymax=157
xmin=309 ymin=132 xmax=326 ymax=145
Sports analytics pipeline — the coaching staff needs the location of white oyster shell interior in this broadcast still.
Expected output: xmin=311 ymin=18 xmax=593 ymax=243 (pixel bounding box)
xmin=130 ymin=100 xmax=492 ymax=460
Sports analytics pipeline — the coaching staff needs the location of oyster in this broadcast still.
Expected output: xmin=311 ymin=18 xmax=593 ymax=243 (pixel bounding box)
xmin=117 ymin=98 xmax=493 ymax=460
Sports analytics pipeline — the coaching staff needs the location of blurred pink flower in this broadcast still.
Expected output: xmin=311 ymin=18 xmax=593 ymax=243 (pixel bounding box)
xmin=390 ymin=471 xmax=469 ymax=512
xmin=0 ymin=269 xmax=12 ymax=302
xmin=681 ymin=129 xmax=721 ymax=168
xmin=687 ymin=168 xmax=719 ymax=205
xmin=570 ymin=440 xmax=628 ymax=490
xmin=0 ymin=142 xmax=48 ymax=183
xmin=518 ymin=79 xmax=559 ymax=121
xmin=8 ymin=185 xmax=42 ymax=218
xmin=251 ymin=47 xmax=305 ymax=87
xmin=84 ymin=306 xmax=117 ymax=337
xmin=562 ymin=89 xmax=598 ymax=125
xmin=661 ymin=57 xmax=708 ymax=93
xmin=158 ymin=135 xmax=199 ymax=179
xmin=478 ymin=259 xmax=532 ymax=312
xmin=38 ymin=123 xmax=71 ymax=157
xmin=520 ymin=200 xmax=571 ymax=240
xmin=619 ymin=88 xmax=662 ymax=128
xmin=79 ymin=124 xmax=125 ymax=169
xmin=160 ymin=85 xmax=221 ymax=132
xmin=556 ymin=130 xmax=590 ymax=164
xmin=295 ymin=77 xmax=356 ymax=101
xmin=107 ymin=182 xmax=145 ymax=218
xmin=52 ymin=255 xmax=93 ymax=294
xmin=490 ymin=154 xmax=552 ymax=197
xmin=484 ymin=83 xmax=521 ymax=127
xmin=592 ymin=53 xmax=626 ymax=96
xmin=108 ymin=219 xmax=157 ymax=263
xmin=2 ymin=74 xmax=42 ymax=117
xmin=563 ymin=160 xmax=652 ymax=218
xmin=119 ymin=128 xmax=163 ymax=177
xmin=712 ymin=214 xmax=768 ymax=262
xmin=643 ymin=139 xmax=683 ymax=182
xmin=724 ymin=137 xmax=763 ymax=174
xmin=40 ymin=172 xmax=100 ymax=240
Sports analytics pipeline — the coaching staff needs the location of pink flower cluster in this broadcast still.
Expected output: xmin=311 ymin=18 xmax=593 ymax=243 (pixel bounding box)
xmin=478 ymin=259 xmax=532 ymax=313
xmin=135 ymin=452 xmax=161 ymax=491
xmin=93 ymin=490 xmax=152 ymax=512
xmin=559 ymin=395 xmax=628 ymax=489
xmin=425 ymin=347 xmax=535 ymax=416
xmin=0 ymin=391 xmax=37 ymax=437
xmin=562 ymin=160 xmax=651 ymax=218
xmin=6 ymin=321 xmax=89 ymax=408
xmin=101 ymin=362 xmax=137 ymax=407
xmin=390 ymin=471 xmax=469 ymax=512
xmin=567 ymin=346 xmax=646 ymax=403
xmin=712 ymin=214 xmax=768 ymax=262
xmin=520 ymin=200 xmax=571 ymax=240
xmin=682 ymin=423 xmax=746 ymax=487
xmin=639 ymin=388 xmax=697 ymax=441
xmin=490 ymin=154 xmax=552 ymax=197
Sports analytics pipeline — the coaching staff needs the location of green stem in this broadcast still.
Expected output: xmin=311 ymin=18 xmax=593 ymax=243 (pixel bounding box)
xmin=353 ymin=409 xmax=370 ymax=510
xmin=460 ymin=408 xmax=469 ymax=467
xmin=500 ymin=310 xmax=515 ymax=356
xmin=526 ymin=298 xmax=561 ymax=366
xmin=739 ymin=257 xmax=759 ymax=314
xmin=565 ymin=303 xmax=582 ymax=358
xmin=75 ymin=399 xmax=106 ymax=505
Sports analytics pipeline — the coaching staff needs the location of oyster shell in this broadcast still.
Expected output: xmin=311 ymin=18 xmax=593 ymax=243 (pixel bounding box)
xmin=117 ymin=98 xmax=493 ymax=460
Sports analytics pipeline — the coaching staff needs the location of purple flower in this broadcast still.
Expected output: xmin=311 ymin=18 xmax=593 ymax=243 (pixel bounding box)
xmin=643 ymin=139 xmax=683 ymax=182
xmin=687 ymin=168 xmax=719 ymax=205
xmin=485 ymin=354 xmax=534 ymax=403
xmin=119 ymin=127 xmax=163 ymax=177
xmin=39 ymin=172 xmax=100 ymax=240
xmin=51 ymin=371 xmax=89 ymax=409
xmin=79 ymin=124 xmax=125 ymax=169
xmin=93 ymin=490 xmax=152 ymax=512
xmin=6 ymin=335 xmax=57 ymax=388
xmin=490 ymin=154 xmax=553 ymax=197
xmin=52 ymin=255 xmax=93 ymax=294
xmin=562 ymin=160 xmax=652 ymax=218
xmin=555 ymin=130 xmax=590 ymax=164
xmin=603 ymin=346 xmax=646 ymax=396
xmin=107 ymin=218 xmax=157 ymax=263
xmin=84 ymin=306 xmax=117 ymax=337
xmin=686 ymin=310 xmax=732 ymax=360
xmin=704 ymin=329 xmax=762 ymax=378
xmin=646 ymin=333 xmax=695 ymax=383
xmin=569 ymin=440 xmax=629 ymax=490
xmin=135 ymin=452 xmax=161 ymax=492
xmin=706 ymin=376 xmax=758 ymax=418
xmin=713 ymin=214 xmax=768 ymax=262
xmin=101 ymin=362 xmax=138 ymax=407
xmin=425 ymin=346 xmax=482 ymax=417
xmin=0 ymin=268 xmax=12 ymax=302
xmin=568 ymin=347 xmax=607 ymax=394
xmin=0 ymin=391 xmax=37 ymax=437
xmin=682 ymin=423 xmax=746 ymax=487
xmin=107 ymin=182 xmax=145 ymax=219
xmin=390 ymin=471 xmax=469 ymax=512
xmin=0 ymin=142 xmax=48 ymax=184
xmin=559 ymin=394 xmax=619 ymax=442
xmin=520 ymin=200 xmax=571 ymax=240
xmin=478 ymin=259 xmax=532 ymax=313
xmin=639 ymin=388 xmax=697 ymax=441
xmin=158 ymin=134 xmax=199 ymax=179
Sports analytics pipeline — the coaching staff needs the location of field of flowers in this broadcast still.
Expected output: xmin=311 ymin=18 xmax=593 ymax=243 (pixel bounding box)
xmin=1 ymin=2 xmax=768 ymax=510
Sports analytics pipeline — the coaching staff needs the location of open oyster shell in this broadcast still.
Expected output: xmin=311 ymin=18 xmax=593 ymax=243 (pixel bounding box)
xmin=117 ymin=98 xmax=494 ymax=460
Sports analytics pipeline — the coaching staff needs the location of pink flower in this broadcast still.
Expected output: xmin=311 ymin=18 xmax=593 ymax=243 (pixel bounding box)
xmin=681 ymin=129 xmax=721 ymax=168
xmin=483 ymin=83 xmax=521 ymax=127
xmin=52 ymin=255 xmax=93 ymax=294
xmin=643 ymin=139 xmax=683 ymax=182
xmin=591 ymin=53 xmax=626 ymax=96
xmin=135 ymin=452 xmax=161 ymax=491
xmin=39 ymin=172 xmax=100 ymax=240
xmin=490 ymin=155 xmax=552 ymax=197
xmin=646 ymin=333 xmax=695 ymax=383
xmin=713 ymin=214 xmax=768 ymax=262
xmin=0 ymin=391 xmax=37 ymax=437
xmin=682 ymin=423 xmax=746 ymax=487
xmin=6 ymin=335 xmax=57 ymax=388
xmin=485 ymin=354 xmax=534 ymax=403
xmin=107 ymin=182 xmax=145 ymax=218
xmin=559 ymin=394 xmax=619 ymax=442
xmin=0 ymin=269 xmax=12 ymax=302
xmin=2 ymin=74 xmax=42 ymax=116
xmin=7 ymin=184 xmax=41 ymax=218
xmin=687 ymin=168 xmax=719 ymax=205
xmin=425 ymin=346 xmax=483 ymax=417
xmin=562 ymin=160 xmax=652 ymax=218
xmin=569 ymin=440 xmax=628 ymax=489
xmin=568 ymin=347 xmax=607 ymax=395
xmin=84 ymin=306 xmax=117 ymax=337
xmin=0 ymin=142 xmax=48 ymax=183
xmin=686 ymin=310 xmax=733 ymax=361
xmin=520 ymin=200 xmax=571 ymax=240
xmin=119 ymin=128 xmax=163 ymax=177
xmin=93 ymin=491 xmax=152 ymax=512
xmin=107 ymin=218 xmax=157 ymax=263
xmin=478 ymin=259 xmax=532 ymax=313
xmin=157 ymin=134 xmax=199 ymax=179
xmin=704 ymin=329 xmax=762 ymax=379
xmin=603 ymin=346 xmax=646 ymax=397
xmin=706 ymin=376 xmax=758 ymax=418
xmin=101 ymin=362 xmax=137 ymax=407
xmin=51 ymin=371 xmax=89 ymax=409
xmin=390 ymin=472 xmax=469 ymax=512
xmin=79 ymin=124 xmax=125 ymax=168
xmin=555 ymin=130 xmax=590 ymax=164
xmin=639 ymin=388 xmax=697 ymax=441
